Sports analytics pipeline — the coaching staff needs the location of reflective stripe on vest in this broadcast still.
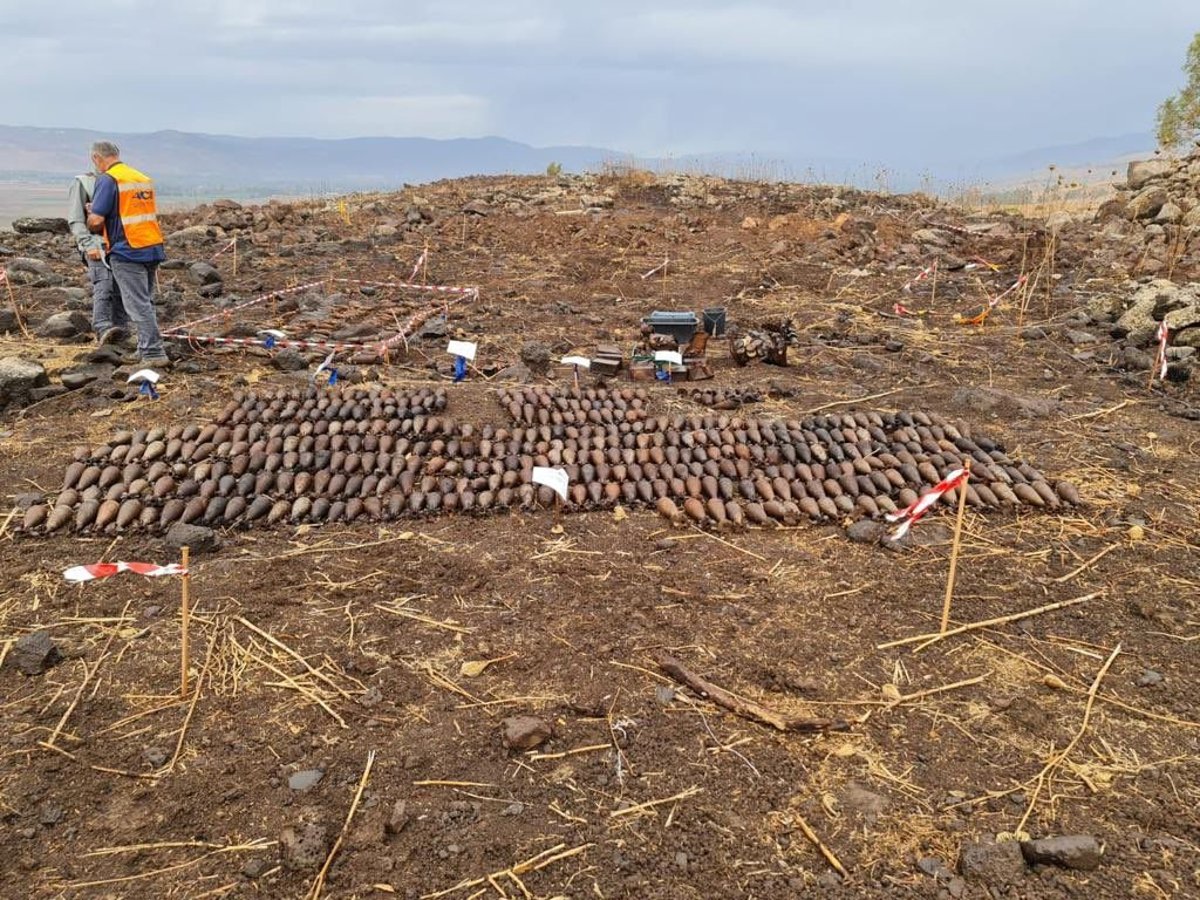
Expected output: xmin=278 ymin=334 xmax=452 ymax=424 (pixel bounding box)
xmin=104 ymin=162 xmax=163 ymax=250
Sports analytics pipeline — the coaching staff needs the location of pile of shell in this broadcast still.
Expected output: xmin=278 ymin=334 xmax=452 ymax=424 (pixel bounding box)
xmin=22 ymin=386 xmax=1079 ymax=535
xmin=497 ymin=387 xmax=649 ymax=426
xmin=678 ymin=387 xmax=764 ymax=409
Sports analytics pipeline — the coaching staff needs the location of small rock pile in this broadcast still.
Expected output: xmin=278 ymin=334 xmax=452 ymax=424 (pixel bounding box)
xmin=1096 ymin=152 xmax=1200 ymax=274
xmin=1087 ymin=279 xmax=1200 ymax=379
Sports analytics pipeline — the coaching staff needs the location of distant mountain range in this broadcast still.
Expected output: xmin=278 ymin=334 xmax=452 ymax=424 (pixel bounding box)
xmin=0 ymin=124 xmax=619 ymax=196
xmin=0 ymin=123 xmax=1156 ymax=202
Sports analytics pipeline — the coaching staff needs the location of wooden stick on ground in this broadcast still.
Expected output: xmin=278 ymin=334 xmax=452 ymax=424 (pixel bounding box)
xmin=940 ymin=460 xmax=971 ymax=633
xmin=876 ymin=592 xmax=1100 ymax=651
xmin=1051 ymin=544 xmax=1118 ymax=584
xmin=793 ymin=812 xmax=848 ymax=879
xmin=3 ymin=271 xmax=32 ymax=339
xmin=308 ymin=750 xmax=376 ymax=900
xmin=653 ymin=651 xmax=850 ymax=733
xmin=180 ymin=546 xmax=191 ymax=697
xmin=1015 ymin=643 xmax=1121 ymax=835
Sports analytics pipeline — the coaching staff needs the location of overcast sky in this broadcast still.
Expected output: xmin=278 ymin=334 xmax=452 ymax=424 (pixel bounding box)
xmin=4 ymin=1 xmax=1196 ymax=168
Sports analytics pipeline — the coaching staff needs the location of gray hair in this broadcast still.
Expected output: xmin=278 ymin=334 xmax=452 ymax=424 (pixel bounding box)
xmin=90 ymin=140 xmax=120 ymax=159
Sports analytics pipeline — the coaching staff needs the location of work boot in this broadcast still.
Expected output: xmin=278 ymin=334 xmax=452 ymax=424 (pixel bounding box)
xmin=140 ymin=356 xmax=173 ymax=370
xmin=98 ymin=326 xmax=126 ymax=346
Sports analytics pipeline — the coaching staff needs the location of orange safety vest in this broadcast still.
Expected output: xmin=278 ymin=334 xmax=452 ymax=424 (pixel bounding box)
xmin=103 ymin=161 xmax=163 ymax=250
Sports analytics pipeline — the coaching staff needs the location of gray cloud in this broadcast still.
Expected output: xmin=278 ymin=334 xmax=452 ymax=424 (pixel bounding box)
xmin=3 ymin=1 xmax=1196 ymax=169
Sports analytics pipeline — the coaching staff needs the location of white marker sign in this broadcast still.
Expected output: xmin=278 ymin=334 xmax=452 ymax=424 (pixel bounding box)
xmin=126 ymin=368 xmax=161 ymax=384
xmin=531 ymin=466 xmax=569 ymax=502
xmin=258 ymin=328 xmax=287 ymax=339
xmin=561 ymin=355 xmax=591 ymax=368
xmin=654 ymin=350 xmax=683 ymax=366
xmin=447 ymin=340 xmax=478 ymax=361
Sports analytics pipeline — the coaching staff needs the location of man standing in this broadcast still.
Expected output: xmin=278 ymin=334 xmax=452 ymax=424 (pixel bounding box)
xmin=85 ymin=141 xmax=170 ymax=367
xmin=67 ymin=172 xmax=128 ymax=345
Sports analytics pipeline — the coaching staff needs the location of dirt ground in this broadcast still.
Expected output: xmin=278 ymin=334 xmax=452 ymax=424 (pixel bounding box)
xmin=1 ymin=173 xmax=1198 ymax=899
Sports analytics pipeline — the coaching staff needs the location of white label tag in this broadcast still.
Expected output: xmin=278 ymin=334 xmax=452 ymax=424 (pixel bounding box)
xmin=654 ymin=350 xmax=683 ymax=366
xmin=531 ymin=466 xmax=569 ymax=501
xmin=126 ymin=368 xmax=161 ymax=384
xmin=561 ymin=355 xmax=591 ymax=368
xmin=447 ymin=340 xmax=478 ymax=361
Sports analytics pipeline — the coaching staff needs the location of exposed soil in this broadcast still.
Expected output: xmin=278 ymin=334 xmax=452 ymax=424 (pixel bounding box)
xmin=1 ymin=173 xmax=1198 ymax=899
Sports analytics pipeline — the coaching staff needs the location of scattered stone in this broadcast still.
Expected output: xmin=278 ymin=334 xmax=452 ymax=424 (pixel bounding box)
xmin=270 ymin=349 xmax=308 ymax=372
xmin=847 ymin=519 xmax=886 ymax=543
xmin=1136 ymin=669 xmax=1164 ymax=687
xmin=1126 ymin=185 xmax=1168 ymax=220
xmin=7 ymin=631 xmax=62 ymax=676
xmin=1065 ymin=329 xmax=1097 ymax=345
xmin=1020 ymin=835 xmax=1103 ymax=871
xmin=501 ymin=715 xmax=552 ymax=751
xmin=188 ymin=262 xmax=223 ymax=285
xmin=654 ymin=685 xmax=676 ymax=706
xmin=11 ymin=217 xmax=69 ymax=235
xmin=386 ymin=800 xmax=410 ymax=835
xmin=1020 ymin=326 xmax=1049 ymax=340
xmin=280 ymin=822 xmax=329 ymax=870
xmin=494 ymin=363 xmax=532 ymax=382
xmin=418 ymin=316 xmax=447 ymax=339
xmin=242 ymin=858 xmax=272 ymax=879
xmin=29 ymin=384 xmax=68 ymax=403
xmin=37 ymin=311 xmax=92 ymax=339
xmin=519 ymin=341 xmax=552 ymax=374
xmin=501 ymin=802 xmax=525 ymax=817
xmin=60 ymin=367 xmax=108 ymax=391
xmin=839 ymin=783 xmax=889 ymax=825
xmin=912 ymin=228 xmax=948 ymax=246
xmin=288 ymin=769 xmax=324 ymax=792
xmin=143 ymin=747 xmax=168 ymax=767
xmin=1126 ymin=158 xmax=1171 ymax=190
xmin=38 ymin=804 xmax=64 ymax=827
xmin=958 ymin=840 xmax=1026 ymax=886
xmin=198 ymin=282 xmax=224 ymax=299
xmin=0 ymin=309 xmax=17 ymax=334
xmin=462 ymin=200 xmax=489 ymax=217
xmin=164 ymin=523 xmax=219 ymax=553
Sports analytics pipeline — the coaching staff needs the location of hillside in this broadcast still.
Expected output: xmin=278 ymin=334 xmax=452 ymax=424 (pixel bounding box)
xmin=0 ymin=168 xmax=1196 ymax=898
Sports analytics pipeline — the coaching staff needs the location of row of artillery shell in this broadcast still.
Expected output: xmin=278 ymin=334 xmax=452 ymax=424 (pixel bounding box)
xmin=679 ymin=387 xmax=765 ymax=408
xmin=33 ymin=387 xmax=1079 ymax=534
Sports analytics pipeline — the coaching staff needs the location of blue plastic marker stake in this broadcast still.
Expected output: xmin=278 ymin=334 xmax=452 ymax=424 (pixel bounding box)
xmin=327 ymin=369 xmax=339 ymax=386
xmin=453 ymin=355 xmax=467 ymax=383
xmin=263 ymin=335 xmax=276 ymax=350
xmin=139 ymin=381 xmax=159 ymax=400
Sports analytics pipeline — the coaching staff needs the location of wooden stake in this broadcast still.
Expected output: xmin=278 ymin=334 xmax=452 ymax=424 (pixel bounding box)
xmin=232 ymin=237 xmax=238 ymax=277
xmin=4 ymin=271 xmax=31 ymax=339
xmin=940 ymin=460 xmax=971 ymax=633
xmin=877 ymin=592 xmax=1101 ymax=650
xmin=180 ymin=546 xmax=191 ymax=698
xmin=929 ymin=258 xmax=939 ymax=307
xmin=554 ymin=492 xmax=562 ymax=528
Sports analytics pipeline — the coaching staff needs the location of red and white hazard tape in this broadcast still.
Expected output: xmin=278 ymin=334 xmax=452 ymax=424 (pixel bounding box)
xmin=328 ymin=278 xmax=477 ymax=296
xmin=641 ymin=256 xmax=668 ymax=280
xmin=886 ymin=468 xmax=968 ymax=541
xmin=64 ymin=561 xmax=188 ymax=583
xmin=162 ymin=333 xmax=388 ymax=354
xmin=1154 ymin=321 xmax=1170 ymax=381
xmin=987 ymin=275 xmax=1028 ymax=310
xmin=166 ymin=279 xmax=329 ymax=334
xmin=211 ymin=236 xmax=238 ymax=260
xmin=902 ymin=262 xmax=936 ymax=293
xmin=409 ymin=249 xmax=428 ymax=283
